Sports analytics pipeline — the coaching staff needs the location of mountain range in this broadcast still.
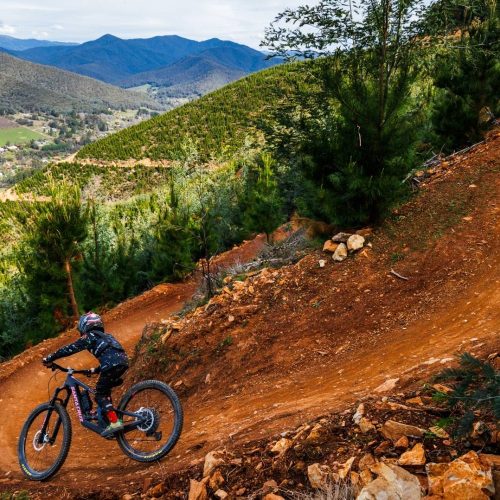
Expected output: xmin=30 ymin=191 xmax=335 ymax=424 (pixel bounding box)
xmin=3 ymin=34 xmax=279 ymax=97
xmin=0 ymin=34 xmax=77 ymax=51
xmin=0 ymin=52 xmax=156 ymax=114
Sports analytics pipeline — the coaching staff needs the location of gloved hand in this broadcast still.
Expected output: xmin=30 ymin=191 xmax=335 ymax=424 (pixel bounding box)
xmin=42 ymin=355 xmax=54 ymax=366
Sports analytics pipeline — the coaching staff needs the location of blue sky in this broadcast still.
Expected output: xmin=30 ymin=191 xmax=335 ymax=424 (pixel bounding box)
xmin=0 ymin=0 xmax=309 ymax=48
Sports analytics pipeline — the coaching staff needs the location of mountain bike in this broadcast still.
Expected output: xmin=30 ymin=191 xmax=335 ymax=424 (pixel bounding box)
xmin=18 ymin=362 xmax=183 ymax=481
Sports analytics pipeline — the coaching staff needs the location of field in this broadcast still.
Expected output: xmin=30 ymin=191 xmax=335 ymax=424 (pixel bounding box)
xmin=0 ymin=127 xmax=46 ymax=147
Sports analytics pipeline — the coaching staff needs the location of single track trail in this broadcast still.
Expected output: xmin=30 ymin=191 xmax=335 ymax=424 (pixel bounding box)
xmin=0 ymin=132 xmax=498 ymax=497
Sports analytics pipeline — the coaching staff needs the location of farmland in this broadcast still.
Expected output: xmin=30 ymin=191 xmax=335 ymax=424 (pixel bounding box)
xmin=0 ymin=127 xmax=46 ymax=147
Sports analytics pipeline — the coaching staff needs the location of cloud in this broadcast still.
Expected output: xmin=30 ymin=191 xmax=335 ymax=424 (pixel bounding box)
xmin=0 ymin=21 xmax=16 ymax=35
xmin=0 ymin=0 xmax=311 ymax=47
xmin=31 ymin=30 xmax=49 ymax=38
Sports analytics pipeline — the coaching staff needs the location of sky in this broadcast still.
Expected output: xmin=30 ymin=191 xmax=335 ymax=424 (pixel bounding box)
xmin=0 ymin=0 xmax=309 ymax=49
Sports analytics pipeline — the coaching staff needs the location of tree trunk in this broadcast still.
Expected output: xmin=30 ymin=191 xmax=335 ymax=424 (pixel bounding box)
xmin=64 ymin=258 xmax=79 ymax=321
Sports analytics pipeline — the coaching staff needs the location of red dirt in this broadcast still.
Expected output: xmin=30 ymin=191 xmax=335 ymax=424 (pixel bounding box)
xmin=0 ymin=131 xmax=498 ymax=497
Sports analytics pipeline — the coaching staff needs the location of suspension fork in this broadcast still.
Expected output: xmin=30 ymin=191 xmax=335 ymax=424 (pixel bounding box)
xmin=38 ymin=387 xmax=70 ymax=445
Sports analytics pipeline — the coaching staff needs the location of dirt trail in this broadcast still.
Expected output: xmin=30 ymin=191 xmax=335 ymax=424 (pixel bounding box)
xmin=0 ymin=133 xmax=498 ymax=496
xmin=0 ymin=235 xmax=267 ymax=481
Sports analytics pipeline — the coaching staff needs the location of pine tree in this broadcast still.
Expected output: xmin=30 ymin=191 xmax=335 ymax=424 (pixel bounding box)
xmin=263 ymin=0 xmax=429 ymax=225
xmin=241 ymin=153 xmax=284 ymax=242
xmin=11 ymin=179 xmax=89 ymax=334
xmin=427 ymin=0 xmax=499 ymax=151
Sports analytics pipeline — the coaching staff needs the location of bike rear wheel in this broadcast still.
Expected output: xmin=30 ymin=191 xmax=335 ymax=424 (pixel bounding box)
xmin=117 ymin=380 xmax=183 ymax=462
xmin=18 ymin=402 xmax=72 ymax=481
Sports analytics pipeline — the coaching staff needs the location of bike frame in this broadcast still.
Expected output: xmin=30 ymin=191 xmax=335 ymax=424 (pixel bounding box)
xmin=38 ymin=365 xmax=146 ymax=445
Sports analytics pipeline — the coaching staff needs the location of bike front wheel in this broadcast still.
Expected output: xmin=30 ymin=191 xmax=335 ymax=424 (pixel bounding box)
xmin=18 ymin=402 xmax=72 ymax=481
xmin=117 ymin=380 xmax=183 ymax=462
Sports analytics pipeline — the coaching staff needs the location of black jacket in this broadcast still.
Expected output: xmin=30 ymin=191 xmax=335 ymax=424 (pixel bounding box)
xmin=48 ymin=330 xmax=129 ymax=371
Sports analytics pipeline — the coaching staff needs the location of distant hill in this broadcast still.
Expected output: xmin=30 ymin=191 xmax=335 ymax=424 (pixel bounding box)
xmin=120 ymin=53 xmax=247 ymax=97
xmin=0 ymin=52 xmax=157 ymax=113
xmin=8 ymin=35 xmax=280 ymax=102
xmin=0 ymin=35 xmax=77 ymax=51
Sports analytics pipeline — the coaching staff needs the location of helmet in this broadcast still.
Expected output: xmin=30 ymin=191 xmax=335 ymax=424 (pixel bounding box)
xmin=77 ymin=312 xmax=104 ymax=335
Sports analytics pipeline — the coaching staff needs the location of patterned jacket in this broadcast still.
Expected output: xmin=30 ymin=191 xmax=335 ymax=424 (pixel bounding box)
xmin=47 ymin=330 xmax=129 ymax=371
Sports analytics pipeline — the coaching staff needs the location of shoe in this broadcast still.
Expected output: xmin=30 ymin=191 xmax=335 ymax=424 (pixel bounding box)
xmin=101 ymin=420 xmax=124 ymax=437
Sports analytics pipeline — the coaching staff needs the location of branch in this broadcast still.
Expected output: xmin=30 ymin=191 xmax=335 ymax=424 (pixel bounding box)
xmin=391 ymin=268 xmax=409 ymax=280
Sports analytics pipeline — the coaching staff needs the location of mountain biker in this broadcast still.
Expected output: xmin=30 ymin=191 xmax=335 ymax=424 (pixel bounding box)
xmin=42 ymin=312 xmax=129 ymax=436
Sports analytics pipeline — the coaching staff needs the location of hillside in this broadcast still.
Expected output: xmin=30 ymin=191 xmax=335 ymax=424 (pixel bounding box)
xmin=0 ymin=130 xmax=498 ymax=498
xmin=0 ymin=52 xmax=157 ymax=113
xmin=10 ymin=34 xmax=277 ymax=86
xmin=128 ymin=56 xmax=246 ymax=98
xmin=75 ymin=61 xmax=309 ymax=162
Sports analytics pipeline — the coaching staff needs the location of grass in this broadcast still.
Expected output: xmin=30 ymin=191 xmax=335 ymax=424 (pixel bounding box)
xmin=0 ymin=127 xmax=46 ymax=147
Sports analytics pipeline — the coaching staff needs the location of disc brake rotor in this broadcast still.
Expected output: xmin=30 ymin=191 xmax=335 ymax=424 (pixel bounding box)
xmin=135 ymin=407 xmax=160 ymax=434
xmin=32 ymin=430 xmax=49 ymax=451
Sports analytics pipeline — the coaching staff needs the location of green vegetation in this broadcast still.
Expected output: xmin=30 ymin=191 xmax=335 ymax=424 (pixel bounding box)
xmin=1 ymin=0 xmax=498 ymax=359
xmin=433 ymin=353 xmax=499 ymax=437
xmin=0 ymin=127 xmax=46 ymax=147
xmin=427 ymin=0 xmax=499 ymax=151
xmin=0 ymin=155 xmax=285 ymax=359
xmin=0 ymin=52 xmax=155 ymax=114
xmin=77 ymin=62 xmax=307 ymax=161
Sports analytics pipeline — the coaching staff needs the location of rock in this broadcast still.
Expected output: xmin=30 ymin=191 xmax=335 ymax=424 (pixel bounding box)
xmin=188 ymin=478 xmax=208 ymax=500
xmin=380 ymin=420 xmax=425 ymax=441
xmin=305 ymin=424 xmax=325 ymax=444
xmin=203 ymin=451 xmax=225 ymax=477
xmin=323 ymin=240 xmax=339 ymax=253
xmin=359 ymin=453 xmax=377 ymax=471
xmin=357 ymin=462 xmax=422 ymax=499
xmin=429 ymin=426 xmax=449 ymax=439
xmin=319 ymin=259 xmax=326 ymax=268
xmin=359 ymin=469 xmax=374 ymax=486
xmin=398 ymin=443 xmax=426 ymax=466
xmin=493 ymin=471 xmax=500 ymax=498
xmin=209 ymin=470 xmax=225 ymax=490
xmin=143 ymin=477 xmax=153 ymax=492
xmin=394 ymin=436 xmax=409 ymax=449
xmin=338 ymin=457 xmax=356 ymax=480
xmin=262 ymin=479 xmax=278 ymax=493
xmin=214 ymin=490 xmax=228 ymax=499
xmin=271 ymin=437 xmax=293 ymax=455
xmin=426 ymin=451 xmax=494 ymax=498
xmin=406 ymin=396 xmax=424 ymax=406
xmin=347 ymin=234 xmax=365 ymax=252
xmin=353 ymin=403 xmax=365 ymax=424
xmin=480 ymin=454 xmax=500 ymax=469
xmin=235 ymin=488 xmax=246 ymax=496
xmin=307 ymin=463 xmax=330 ymax=489
xmin=374 ymin=378 xmax=400 ymax=393
xmin=264 ymin=495 xmax=285 ymax=500
xmin=333 ymin=243 xmax=348 ymax=262
xmin=148 ymin=482 xmax=166 ymax=498
xmin=122 ymin=495 xmax=133 ymax=500
xmin=471 ymin=421 xmax=489 ymax=440
xmin=374 ymin=441 xmax=392 ymax=456
xmin=432 ymin=383 xmax=453 ymax=394
xmin=359 ymin=417 xmax=376 ymax=434
xmin=332 ymin=232 xmax=352 ymax=243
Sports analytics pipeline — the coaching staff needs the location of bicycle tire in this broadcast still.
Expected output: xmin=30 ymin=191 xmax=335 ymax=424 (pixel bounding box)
xmin=117 ymin=379 xmax=183 ymax=462
xmin=18 ymin=402 xmax=72 ymax=481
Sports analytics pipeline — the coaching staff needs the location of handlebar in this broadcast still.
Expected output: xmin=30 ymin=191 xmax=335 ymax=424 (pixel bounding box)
xmin=48 ymin=362 xmax=95 ymax=377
